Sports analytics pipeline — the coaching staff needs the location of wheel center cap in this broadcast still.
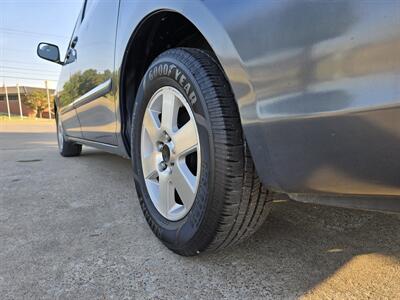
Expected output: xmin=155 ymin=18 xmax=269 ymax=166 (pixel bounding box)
xmin=161 ymin=144 xmax=171 ymax=163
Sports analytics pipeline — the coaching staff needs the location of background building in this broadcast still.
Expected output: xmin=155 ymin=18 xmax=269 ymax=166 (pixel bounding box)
xmin=0 ymin=86 xmax=55 ymax=118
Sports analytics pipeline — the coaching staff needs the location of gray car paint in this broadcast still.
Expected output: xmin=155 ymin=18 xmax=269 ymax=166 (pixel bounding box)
xmin=55 ymin=0 xmax=400 ymax=202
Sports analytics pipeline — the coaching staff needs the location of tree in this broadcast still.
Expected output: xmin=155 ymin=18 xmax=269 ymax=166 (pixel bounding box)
xmin=59 ymin=69 xmax=112 ymax=107
xmin=24 ymin=90 xmax=50 ymax=118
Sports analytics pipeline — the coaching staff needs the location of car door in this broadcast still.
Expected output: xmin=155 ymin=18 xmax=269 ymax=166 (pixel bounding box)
xmin=56 ymin=7 xmax=84 ymax=139
xmin=68 ymin=0 xmax=119 ymax=145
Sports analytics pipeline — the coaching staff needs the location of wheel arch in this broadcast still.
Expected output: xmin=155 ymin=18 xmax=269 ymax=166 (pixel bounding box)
xmin=119 ymin=10 xmax=214 ymax=154
xmin=118 ymin=7 xmax=254 ymax=156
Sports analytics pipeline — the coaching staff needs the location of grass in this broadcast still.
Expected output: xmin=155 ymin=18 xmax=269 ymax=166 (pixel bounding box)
xmin=0 ymin=114 xmax=53 ymax=122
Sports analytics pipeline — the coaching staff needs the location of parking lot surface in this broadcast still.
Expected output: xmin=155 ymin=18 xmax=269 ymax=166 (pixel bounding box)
xmin=1 ymin=119 xmax=400 ymax=299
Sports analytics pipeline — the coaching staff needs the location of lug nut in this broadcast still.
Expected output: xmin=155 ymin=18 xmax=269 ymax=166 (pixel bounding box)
xmin=157 ymin=142 xmax=164 ymax=151
xmin=159 ymin=161 xmax=167 ymax=171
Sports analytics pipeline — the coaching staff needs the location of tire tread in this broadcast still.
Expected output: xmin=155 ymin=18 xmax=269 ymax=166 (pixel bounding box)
xmin=162 ymin=48 xmax=273 ymax=251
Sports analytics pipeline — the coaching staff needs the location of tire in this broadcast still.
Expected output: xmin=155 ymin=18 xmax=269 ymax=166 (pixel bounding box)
xmin=131 ymin=48 xmax=273 ymax=256
xmin=56 ymin=111 xmax=82 ymax=157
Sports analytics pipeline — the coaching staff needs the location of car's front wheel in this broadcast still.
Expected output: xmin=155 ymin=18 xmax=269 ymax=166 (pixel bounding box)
xmin=56 ymin=111 xmax=82 ymax=157
xmin=131 ymin=48 xmax=273 ymax=255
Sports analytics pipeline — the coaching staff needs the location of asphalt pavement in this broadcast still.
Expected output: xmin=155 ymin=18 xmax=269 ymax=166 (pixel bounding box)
xmin=1 ymin=119 xmax=400 ymax=299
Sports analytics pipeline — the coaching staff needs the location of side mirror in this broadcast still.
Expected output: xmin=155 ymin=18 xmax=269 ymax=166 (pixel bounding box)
xmin=37 ymin=42 xmax=62 ymax=64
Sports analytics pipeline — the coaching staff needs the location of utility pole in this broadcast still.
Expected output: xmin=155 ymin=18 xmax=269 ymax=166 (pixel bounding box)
xmin=45 ymin=80 xmax=52 ymax=119
xmin=4 ymin=84 xmax=11 ymax=119
xmin=16 ymin=83 xmax=23 ymax=119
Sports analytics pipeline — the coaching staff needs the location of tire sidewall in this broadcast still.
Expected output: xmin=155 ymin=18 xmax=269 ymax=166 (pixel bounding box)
xmin=131 ymin=53 xmax=216 ymax=251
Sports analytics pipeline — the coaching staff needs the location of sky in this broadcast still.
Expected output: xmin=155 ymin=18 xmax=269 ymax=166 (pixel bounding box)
xmin=0 ymin=0 xmax=83 ymax=89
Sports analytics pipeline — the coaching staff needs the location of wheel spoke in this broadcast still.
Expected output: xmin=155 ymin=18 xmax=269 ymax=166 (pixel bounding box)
xmin=172 ymin=164 xmax=196 ymax=208
xmin=143 ymin=109 xmax=160 ymax=145
xmin=161 ymin=90 xmax=178 ymax=133
xmin=159 ymin=172 xmax=176 ymax=216
xmin=173 ymin=120 xmax=198 ymax=157
xmin=142 ymin=151 xmax=158 ymax=179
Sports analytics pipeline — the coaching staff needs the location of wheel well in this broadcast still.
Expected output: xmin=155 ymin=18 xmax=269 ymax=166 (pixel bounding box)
xmin=120 ymin=11 xmax=214 ymax=154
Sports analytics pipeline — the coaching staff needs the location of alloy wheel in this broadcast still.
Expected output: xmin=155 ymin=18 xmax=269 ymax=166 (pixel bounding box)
xmin=140 ymin=86 xmax=201 ymax=221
